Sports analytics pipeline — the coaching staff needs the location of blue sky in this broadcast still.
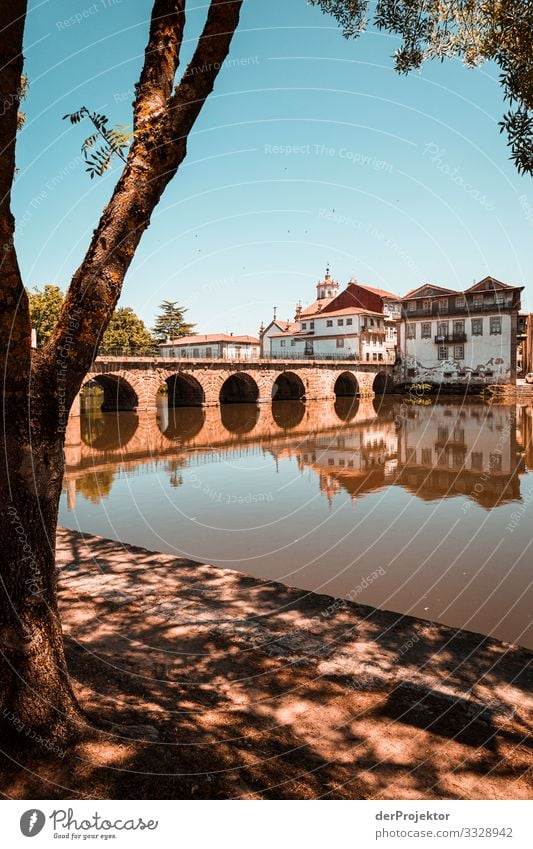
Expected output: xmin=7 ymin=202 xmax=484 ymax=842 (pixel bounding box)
xmin=15 ymin=0 xmax=533 ymax=336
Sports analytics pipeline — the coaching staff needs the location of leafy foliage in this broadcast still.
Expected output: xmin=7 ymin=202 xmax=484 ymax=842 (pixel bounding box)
xmin=100 ymin=307 xmax=155 ymax=353
xmin=309 ymin=0 xmax=533 ymax=174
xmin=63 ymin=106 xmax=132 ymax=178
xmin=152 ymin=301 xmax=196 ymax=343
xmin=17 ymin=74 xmax=29 ymax=131
xmin=27 ymin=284 xmax=64 ymax=346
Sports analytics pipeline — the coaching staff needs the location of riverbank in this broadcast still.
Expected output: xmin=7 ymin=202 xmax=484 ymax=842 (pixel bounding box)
xmin=2 ymin=528 xmax=531 ymax=800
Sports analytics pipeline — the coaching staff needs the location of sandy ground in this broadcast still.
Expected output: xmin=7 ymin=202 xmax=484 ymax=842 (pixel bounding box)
xmin=2 ymin=528 xmax=531 ymax=800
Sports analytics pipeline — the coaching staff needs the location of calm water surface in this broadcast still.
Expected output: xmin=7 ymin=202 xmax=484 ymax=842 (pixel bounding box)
xmin=60 ymin=397 xmax=533 ymax=648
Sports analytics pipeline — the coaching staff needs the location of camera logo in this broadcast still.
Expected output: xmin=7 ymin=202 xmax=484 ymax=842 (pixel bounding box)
xmin=20 ymin=810 xmax=46 ymax=837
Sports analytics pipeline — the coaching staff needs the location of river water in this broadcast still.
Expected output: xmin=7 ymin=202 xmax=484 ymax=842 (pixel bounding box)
xmin=59 ymin=396 xmax=533 ymax=648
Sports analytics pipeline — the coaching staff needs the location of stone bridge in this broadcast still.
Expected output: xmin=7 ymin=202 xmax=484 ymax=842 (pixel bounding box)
xmin=75 ymin=356 xmax=395 ymax=413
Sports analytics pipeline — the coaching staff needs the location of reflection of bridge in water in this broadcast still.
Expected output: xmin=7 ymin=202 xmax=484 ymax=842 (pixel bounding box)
xmin=63 ymin=399 xmax=532 ymax=513
xmin=65 ymin=397 xmax=379 ymax=470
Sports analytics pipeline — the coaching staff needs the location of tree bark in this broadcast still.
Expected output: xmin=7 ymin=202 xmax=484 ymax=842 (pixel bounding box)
xmin=0 ymin=0 xmax=243 ymax=746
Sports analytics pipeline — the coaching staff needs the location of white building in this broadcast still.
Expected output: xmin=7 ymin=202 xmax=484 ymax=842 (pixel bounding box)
xmin=259 ymin=268 xmax=340 ymax=356
xmin=159 ymin=333 xmax=260 ymax=360
xmin=269 ymin=306 xmax=388 ymax=361
xmin=396 ymin=276 xmax=523 ymax=387
xmin=263 ymin=268 xmax=397 ymax=362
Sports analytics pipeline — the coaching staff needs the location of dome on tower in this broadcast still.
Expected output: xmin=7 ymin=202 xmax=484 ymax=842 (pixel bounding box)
xmin=316 ymin=265 xmax=340 ymax=300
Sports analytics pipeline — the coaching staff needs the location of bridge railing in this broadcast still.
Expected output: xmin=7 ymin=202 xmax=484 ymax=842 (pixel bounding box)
xmin=96 ymin=346 xmax=396 ymax=365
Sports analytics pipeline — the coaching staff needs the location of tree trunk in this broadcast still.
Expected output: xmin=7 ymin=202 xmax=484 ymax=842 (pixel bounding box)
xmin=0 ymin=0 xmax=243 ymax=750
xmin=0 ymin=394 xmax=84 ymax=747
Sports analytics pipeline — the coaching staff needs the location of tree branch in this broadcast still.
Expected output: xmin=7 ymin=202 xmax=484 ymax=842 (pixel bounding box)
xmin=43 ymin=0 xmax=243 ymax=406
xmin=0 ymin=1 xmax=31 ymax=401
xmin=133 ymin=0 xmax=186 ymax=136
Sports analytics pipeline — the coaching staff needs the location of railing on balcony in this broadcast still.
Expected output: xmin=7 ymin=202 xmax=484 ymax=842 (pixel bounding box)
xmin=434 ymin=333 xmax=467 ymax=344
xmin=403 ymin=298 xmax=515 ymax=319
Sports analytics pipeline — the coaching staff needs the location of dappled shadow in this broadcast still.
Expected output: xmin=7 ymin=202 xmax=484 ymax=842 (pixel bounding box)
xmin=2 ymin=529 xmax=529 ymax=800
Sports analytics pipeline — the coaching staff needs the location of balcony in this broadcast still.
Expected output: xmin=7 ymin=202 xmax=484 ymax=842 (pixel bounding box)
xmin=434 ymin=333 xmax=467 ymax=344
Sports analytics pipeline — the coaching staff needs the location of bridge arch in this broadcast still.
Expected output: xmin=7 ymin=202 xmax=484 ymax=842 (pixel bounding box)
xmin=81 ymin=411 xmax=139 ymax=451
xmin=373 ymin=371 xmax=394 ymax=396
xmin=334 ymin=397 xmax=359 ymax=422
xmin=272 ymin=371 xmax=306 ymax=401
xmin=160 ymin=406 xmax=206 ymax=441
xmin=272 ymin=400 xmax=306 ymax=429
xmin=221 ymin=404 xmax=260 ymax=434
xmin=166 ymin=373 xmax=205 ymax=407
xmin=334 ymin=371 xmax=360 ymax=398
xmin=220 ymin=372 xmax=259 ymax=404
xmin=83 ymin=374 xmax=138 ymax=412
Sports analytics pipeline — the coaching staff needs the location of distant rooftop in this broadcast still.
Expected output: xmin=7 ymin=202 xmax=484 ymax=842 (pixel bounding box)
xmin=160 ymin=333 xmax=260 ymax=346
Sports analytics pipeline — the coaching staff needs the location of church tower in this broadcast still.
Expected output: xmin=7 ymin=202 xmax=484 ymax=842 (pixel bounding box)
xmin=316 ymin=266 xmax=339 ymax=301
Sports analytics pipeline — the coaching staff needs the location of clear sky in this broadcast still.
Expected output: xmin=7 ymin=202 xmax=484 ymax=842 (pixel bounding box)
xmin=15 ymin=0 xmax=533 ymax=337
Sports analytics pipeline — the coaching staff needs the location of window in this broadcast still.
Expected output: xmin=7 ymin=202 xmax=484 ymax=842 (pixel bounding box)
xmin=326 ymin=320 xmax=333 ymax=327
xmin=473 ymin=294 xmax=483 ymax=309
xmin=310 ymin=321 xmax=314 ymax=329
xmin=471 ymin=452 xmax=483 ymax=471
xmin=490 ymin=317 xmax=502 ymax=335
xmin=452 ymin=427 xmax=464 ymax=443
xmin=336 ymin=338 xmax=344 ymax=348
xmin=490 ymin=452 xmax=502 ymax=473
xmin=192 ymin=348 xmax=199 ymax=357
xmin=454 ymin=320 xmax=465 ymax=335
xmin=437 ymin=321 xmax=448 ymax=339
xmin=291 ymin=339 xmax=296 ymax=346
xmin=438 ymin=426 xmax=449 ymax=443
xmin=346 ymin=318 xmax=353 ymax=325
xmin=373 ymin=352 xmax=378 ymax=361
xmin=301 ymin=323 xmax=307 ymax=330
xmin=471 ymin=318 xmax=483 ymax=336
xmin=421 ymin=448 xmax=432 ymax=465
xmin=407 ymin=323 xmax=416 ymax=339
xmin=495 ymin=293 xmax=505 ymax=305
xmin=378 ymin=352 xmax=383 ymax=361
xmin=370 ymin=319 xmax=375 ymax=326
xmin=423 ymin=299 xmax=431 ymax=314
xmin=452 ymin=447 xmax=466 ymax=468
xmin=280 ymin=339 xmax=286 ymax=347
xmin=421 ymin=322 xmax=431 ymax=338
xmin=455 ymin=296 xmax=465 ymax=309
xmin=205 ymin=347 xmax=212 ymax=357
xmin=408 ymin=301 xmax=416 ymax=312
xmin=337 ymin=319 xmax=344 ymax=326
xmin=438 ymin=300 xmax=449 ymax=314
xmin=438 ymin=346 xmax=448 ymax=360
xmin=454 ymin=345 xmax=464 ymax=359
xmin=304 ymin=340 xmax=314 ymax=355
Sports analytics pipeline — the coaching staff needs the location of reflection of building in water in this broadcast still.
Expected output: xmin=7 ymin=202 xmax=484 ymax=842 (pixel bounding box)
xmin=273 ymin=421 xmax=399 ymax=502
xmin=394 ymin=403 xmax=524 ymax=507
xmin=63 ymin=399 xmax=527 ymax=512
xmin=516 ymin=404 xmax=533 ymax=471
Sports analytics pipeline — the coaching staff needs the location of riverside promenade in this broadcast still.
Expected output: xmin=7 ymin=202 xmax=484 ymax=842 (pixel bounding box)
xmin=22 ymin=527 xmax=528 ymax=801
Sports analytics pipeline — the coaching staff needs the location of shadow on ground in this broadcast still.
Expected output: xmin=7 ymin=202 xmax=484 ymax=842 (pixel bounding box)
xmin=1 ymin=529 xmax=531 ymax=800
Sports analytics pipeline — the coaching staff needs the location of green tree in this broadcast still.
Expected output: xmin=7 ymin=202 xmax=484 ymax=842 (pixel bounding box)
xmin=27 ymin=284 xmax=64 ymax=346
xmin=152 ymin=300 xmax=196 ymax=342
xmin=310 ymin=0 xmax=533 ymax=174
xmin=0 ymin=0 xmax=243 ymax=745
xmin=100 ymin=306 xmax=155 ymax=353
